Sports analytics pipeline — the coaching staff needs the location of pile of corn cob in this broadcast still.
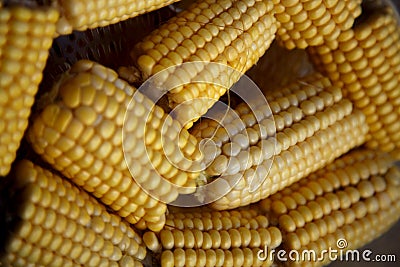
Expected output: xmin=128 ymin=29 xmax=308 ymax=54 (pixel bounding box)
xmin=1 ymin=0 xmax=400 ymax=266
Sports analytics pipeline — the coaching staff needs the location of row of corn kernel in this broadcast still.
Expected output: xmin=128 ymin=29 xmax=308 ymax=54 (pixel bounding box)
xmin=273 ymin=0 xmax=362 ymax=49
xmin=262 ymin=149 xmax=394 ymax=218
xmin=190 ymin=73 xmax=368 ymax=210
xmin=208 ymin=109 xmax=367 ymax=210
xmin=26 ymin=60 xmax=201 ymax=231
xmin=158 ymin=226 xmax=281 ymax=250
xmin=131 ymin=0 xmax=278 ymax=128
xmin=142 ymin=206 xmax=282 ymax=267
xmin=165 ymin=209 xmax=266 ymax=231
xmin=259 ymin=149 xmax=400 ymax=266
xmin=308 ymin=5 xmax=400 ymax=157
xmin=53 ymin=0 xmax=180 ymax=35
xmin=0 ymin=160 xmax=145 ymax=266
xmin=262 ymin=69 xmax=337 ymax=101
xmin=192 ymin=73 xmax=344 ymax=176
xmin=280 ymin=197 xmax=400 ymax=267
xmin=275 ymin=167 xmax=394 ymax=244
xmin=0 ymin=6 xmax=59 ymax=176
xmin=161 ymin=247 xmax=274 ymax=267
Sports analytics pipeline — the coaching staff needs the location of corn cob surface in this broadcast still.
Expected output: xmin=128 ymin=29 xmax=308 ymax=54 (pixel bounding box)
xmin=53 ymin=0 xmax=181 ymax=35
xmin=0 ymin=160 xmax=146 ymax=267
xmin=273 ymin=0 xmax=362 ymax=49
xmin=132 ymin=0 xmax=278 ymax=128
xmin=308 ymin=5 xmax=400 ymax=158
xmin=143 ymin=207 xmax=282 ymax=267
xmin=0 ymin=5 xmax=59 ymax=176
xmin=259 ymin=149 xmax=400 ymax=266
xmin=191 ymin=72 xmax=368 ymax=210
xmin=27 ymin=60 xmax=202 ymax=232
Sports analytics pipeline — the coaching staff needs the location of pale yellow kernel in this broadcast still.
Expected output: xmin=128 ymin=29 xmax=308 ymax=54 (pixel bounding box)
xmin=279 ymin=214 xmax=296 ymax=232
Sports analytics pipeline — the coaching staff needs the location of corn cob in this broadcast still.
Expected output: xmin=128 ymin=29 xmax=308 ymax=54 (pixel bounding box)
xmin=27 ymin=60 xmax=201 ymax=231
xmin=54 ymin=0 xmax=181 ymax=35
xmin=190 ymin=73 xmax=368 ymax=210
xmin=0 ymin=160 xmax=146 ymax=267
xmin=0 ymin=6 xmax=58 ymax=176
xmin=259 ymin=149 xmax=400 ymax=266
xmin=132 ymin=0 xmax=277 ymax=128
xmin=308 ymin=6 xmax=400 ymax=158
xmin=273 ymin=0 xmax=362 ymax=50
xmin=143 ymin=207 xmax=282 ymax=267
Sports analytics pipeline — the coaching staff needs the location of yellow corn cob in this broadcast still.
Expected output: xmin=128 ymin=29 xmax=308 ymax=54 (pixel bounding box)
xmin=157 ymin=226 xmax=280 ymax=250
xmin=132 ymin=0 xmax=277 ymax=128
xmin=55 ymin=0 xmax=181 ymax=35
xmin=27 ymin=60 xmax=201 ymax=231
xmin=191 ymin=73 xmax=368 ymax=210
xmin=259 ymin=149 xmax=400 ymax=266
xmin=0 ymin=160 xmax=146 ymax=267
xmin=143 ymin=207 xmax=282 ymax=267
xmin=308 ymin=6 xmax=400 ymax=157
xmin=0 ymin=6 xmax=58 ymax=176
xmin=273 ymin=0 xmax=362 ymax=49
